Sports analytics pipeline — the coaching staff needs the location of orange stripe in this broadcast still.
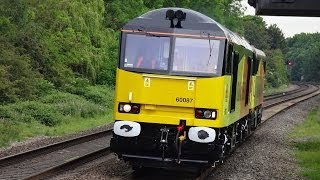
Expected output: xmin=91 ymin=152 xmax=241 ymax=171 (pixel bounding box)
xmin=121 ymin=29 xmax=226 ymax=39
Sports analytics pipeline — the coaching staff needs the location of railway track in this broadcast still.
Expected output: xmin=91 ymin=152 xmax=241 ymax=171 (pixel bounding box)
xmin=264 ymin=84 xmax=306 ymax=101
xmin=264 ymin=84 xmax=316 ymax=108
xmin=0 ymin=130 xmax=112 ymax=179
xmin=0 ymin=84 xmax=318 ymax=180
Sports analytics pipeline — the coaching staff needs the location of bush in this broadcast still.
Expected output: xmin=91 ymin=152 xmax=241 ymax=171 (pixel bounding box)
xmin=61 ymin=78 xmax=90 ymax=96
xmin=0 ymin=86 xmax=112 ymax=127
xmin=0 ymin=101 xmax=63 ymax=126
xmin=0 ymin=120 xmax=21 ymax=147
xmin=82 ymin=85 xmax=114 ymax=108
xmin=36 ymin=79 xmax=55 ymax=96
xmin=9 ymin=101 xmax=63 ymax=126
xmin=40 ymin=91 xmax=106 ymax=118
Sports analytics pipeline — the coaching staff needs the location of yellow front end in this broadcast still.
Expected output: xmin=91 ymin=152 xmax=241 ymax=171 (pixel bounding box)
xmin=114 ymin=69 xmax=229 ymax=128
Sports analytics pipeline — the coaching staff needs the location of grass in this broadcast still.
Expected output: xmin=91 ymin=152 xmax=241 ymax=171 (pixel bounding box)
xmin=0 ymin=85 xmax=114 ymax=148
xmin=290 ymin=107 xmax=320 ymax=180
xmin=264 ymin=84 xmax=289 ymax=96
xmin=0 ymin=114 xmax=113 ymax=147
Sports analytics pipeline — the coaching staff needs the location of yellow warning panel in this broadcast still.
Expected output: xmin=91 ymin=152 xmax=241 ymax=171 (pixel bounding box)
xmin=188 ymin=81 xmax=195 ymax=91
xmin=144 ymin=77 xmax=151 ymax=87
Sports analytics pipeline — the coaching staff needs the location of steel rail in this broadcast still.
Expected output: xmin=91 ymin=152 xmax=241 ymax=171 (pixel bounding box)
xmin=264 ymin=84 xmax=318 ymax=109
xmin=264 ymin=84 xmax=306 ymax=101
xmin=0 ymin=130 xmax=112 ymax=167
xmin=25 ymin=147 xmax=111 ymax=180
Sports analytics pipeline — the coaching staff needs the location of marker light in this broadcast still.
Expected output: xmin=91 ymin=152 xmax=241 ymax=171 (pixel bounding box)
xmin=211 ymin=111 xmax=216 ymax=119
xmin=131 ymin=105 xmax=140 ymax=114
xmin=195 ymin=109 xmax=204 ymax=119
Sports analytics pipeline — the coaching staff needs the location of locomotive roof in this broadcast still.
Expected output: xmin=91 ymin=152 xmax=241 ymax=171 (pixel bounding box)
xmin=123 ymin=8 xmax=253 ymax=51
xmin=252 ymin=47 xmax=266 ymax=58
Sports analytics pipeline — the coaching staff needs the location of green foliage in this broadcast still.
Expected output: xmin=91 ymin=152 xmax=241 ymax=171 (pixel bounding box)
xmin=81 ymin=86 xmax=115 ymax=108
xmin=40 ymin=91 xmax=106 ymax=118
xmin=0 ymin=101 xmax=63 ymax=126
xmin=1 ymin=0 xmax=117 ymax=97
xmin=0 ymin=40 xmax=41 ymax=103
xmin=267 ymin=24 xmax=286 ymax=50
xmin=0 ymin=86 xmax=111 ymax=127
xmin=286 ymin=33 xmax=320 ymax=82
xmin=265 ymin=49 xmax=288 ymax=88
xmin=242 ymin=16 xmax=270 ymax=50
xmin=290 ymin=108 xmax=320 ymax=179
xmin=105 ymin=0 xmax=149 ymax=30
xmin=0 ymin=120 xmax=22 ymax=147
xmin=0 ymin=85 xmax=114 ymax=147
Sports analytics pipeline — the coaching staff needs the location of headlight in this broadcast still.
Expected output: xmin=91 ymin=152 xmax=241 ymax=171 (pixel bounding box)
xmin=123 ymin=104 xmax=131 ymax=112
xmin=203 ymin=110 xmax=212 ymax=118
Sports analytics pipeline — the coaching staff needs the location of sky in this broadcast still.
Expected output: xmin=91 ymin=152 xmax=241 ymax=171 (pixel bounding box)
xmin=241 ymin=0 xmax=320 ymax=38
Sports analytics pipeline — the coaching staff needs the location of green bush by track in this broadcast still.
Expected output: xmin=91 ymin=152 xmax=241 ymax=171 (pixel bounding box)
xmin=0 ymin=85 xmax=114 ymax=147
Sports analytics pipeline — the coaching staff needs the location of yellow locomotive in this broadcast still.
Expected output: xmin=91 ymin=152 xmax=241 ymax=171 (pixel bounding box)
xmin=110 ymin=8 xmax=266 ymax=170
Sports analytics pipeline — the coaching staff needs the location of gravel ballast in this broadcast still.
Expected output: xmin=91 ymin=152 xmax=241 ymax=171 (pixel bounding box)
xmin=209 ymin=95 xmax=320 ymax=179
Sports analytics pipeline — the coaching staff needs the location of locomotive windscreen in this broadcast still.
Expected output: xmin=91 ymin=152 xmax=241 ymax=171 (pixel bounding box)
xmin=172 ymin=38 xmax=220 ymax=74
xmin=121 ymin=33 xmax=224 ymax=76
xmin=123 ymin=34 xmax=170 ymax=71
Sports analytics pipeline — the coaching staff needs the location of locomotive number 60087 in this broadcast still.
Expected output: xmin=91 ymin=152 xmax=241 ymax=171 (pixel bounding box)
xmin=176 ymin=97 xmax=193 ymax=103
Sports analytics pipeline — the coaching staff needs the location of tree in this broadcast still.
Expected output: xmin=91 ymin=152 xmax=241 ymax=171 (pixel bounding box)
xmin=265 ymin=49 xmax=288 ymax=88
xmin=267 ymin=24 xmax=285 ymax=50
xmin=286 ymin=33 xmax=320 ymax=82
xmin=242 ymin=16 xmax=270 ymax=50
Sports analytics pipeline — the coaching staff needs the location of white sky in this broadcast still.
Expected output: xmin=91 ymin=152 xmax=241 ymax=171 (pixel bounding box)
xmin=241 ymin=0 xmax=320 ymax=38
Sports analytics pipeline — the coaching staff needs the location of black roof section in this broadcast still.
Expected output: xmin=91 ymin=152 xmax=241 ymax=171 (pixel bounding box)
xmin=123 ymin=8 xmax=254 ymax=51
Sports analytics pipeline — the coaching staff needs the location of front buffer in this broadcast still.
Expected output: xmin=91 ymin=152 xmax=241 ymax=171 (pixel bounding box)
xmin=110 ymin=120 xmax=227 ymax=170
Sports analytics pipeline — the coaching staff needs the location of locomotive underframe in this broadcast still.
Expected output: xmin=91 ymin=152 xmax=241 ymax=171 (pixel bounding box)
xmin=110 ymin=105 xmax=263 ymax=170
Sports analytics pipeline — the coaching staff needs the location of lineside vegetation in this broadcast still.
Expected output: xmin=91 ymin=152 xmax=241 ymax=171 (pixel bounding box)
xmin=290 ymin=107 xmax=320 ymax=179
